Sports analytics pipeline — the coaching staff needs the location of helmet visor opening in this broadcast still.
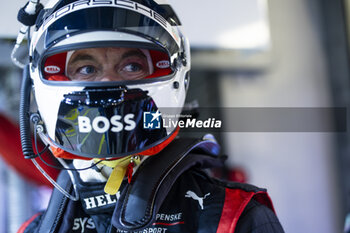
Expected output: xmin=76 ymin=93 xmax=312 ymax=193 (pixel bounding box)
xmin=42 ymin=47 xmax=173 ymax=82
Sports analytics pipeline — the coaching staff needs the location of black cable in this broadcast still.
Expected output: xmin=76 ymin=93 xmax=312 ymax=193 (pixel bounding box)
xmin=19 ymin=65 xmax=36 ymax=159
xmin=32 ymin=121 xmax=104 ymax=171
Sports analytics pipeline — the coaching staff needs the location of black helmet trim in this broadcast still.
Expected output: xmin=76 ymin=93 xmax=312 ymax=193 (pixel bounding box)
xmin=37 ymin=0 xmax=182 ymax=28
xmin=31 ymin=2 xmax=181 ymax=61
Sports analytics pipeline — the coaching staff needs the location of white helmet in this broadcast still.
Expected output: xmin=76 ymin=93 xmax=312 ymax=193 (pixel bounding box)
xmin=28 ymin=0 xmax=191 ymax=160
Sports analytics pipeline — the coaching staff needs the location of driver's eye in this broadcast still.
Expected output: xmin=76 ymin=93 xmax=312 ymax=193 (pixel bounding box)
xmin=122 ymin=63 xmax=143 ymax=72
xmin=78 ymin=65 xmax=96 ymax=75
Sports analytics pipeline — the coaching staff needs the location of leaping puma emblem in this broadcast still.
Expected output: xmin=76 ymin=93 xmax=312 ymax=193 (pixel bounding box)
xmin=185 ymin=190 xmax=210 ymax=210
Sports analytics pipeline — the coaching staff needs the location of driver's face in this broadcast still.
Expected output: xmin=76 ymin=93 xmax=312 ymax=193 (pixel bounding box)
xmin=66 ymin=47 xmax=151 ymax=81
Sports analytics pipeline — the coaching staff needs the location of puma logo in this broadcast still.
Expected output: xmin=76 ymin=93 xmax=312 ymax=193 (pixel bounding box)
xmin=185 ymin=190 xmax=210 ymax=210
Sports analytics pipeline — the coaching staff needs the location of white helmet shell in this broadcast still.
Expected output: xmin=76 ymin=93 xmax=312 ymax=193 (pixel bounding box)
xmin=29 ymin=0 xmax=191 ymax=159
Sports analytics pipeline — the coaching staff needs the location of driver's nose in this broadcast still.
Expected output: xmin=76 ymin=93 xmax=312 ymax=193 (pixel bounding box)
xmin=98 ymin=68 xmax=122 ymax=81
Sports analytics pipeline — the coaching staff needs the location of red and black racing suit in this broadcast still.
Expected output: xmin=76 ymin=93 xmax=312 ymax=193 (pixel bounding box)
xmin=19 ymin=168 xmax=284 ymax=233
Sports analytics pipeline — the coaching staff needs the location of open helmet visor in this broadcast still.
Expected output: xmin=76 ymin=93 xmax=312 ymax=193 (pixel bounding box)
xmin=42 ymin=46 xmax=173 ymax=82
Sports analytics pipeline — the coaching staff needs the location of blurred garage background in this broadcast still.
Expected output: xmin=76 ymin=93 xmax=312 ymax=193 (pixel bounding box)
xmin=0 ymin=0 xmax=349 ymax=232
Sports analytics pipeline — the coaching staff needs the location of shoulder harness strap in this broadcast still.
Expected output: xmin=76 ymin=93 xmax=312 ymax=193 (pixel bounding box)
xmin=112 ymin=137 xmax=224 ymax=231
xmin=37 ymin=170 xmax=73 ymax=233
xmin=216 ymin=183 xmax=276 ymax=233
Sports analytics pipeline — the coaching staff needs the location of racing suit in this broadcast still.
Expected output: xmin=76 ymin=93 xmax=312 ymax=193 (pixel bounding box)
xmin=19 ymin=169 xmax=284 ymax=233
xmin=18 ymin=138 xmax=284 ymax=233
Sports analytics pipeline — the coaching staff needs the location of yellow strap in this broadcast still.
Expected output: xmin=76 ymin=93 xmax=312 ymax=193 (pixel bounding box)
xmin=104 ymin=165 xmax=127 ymax=195
xmin=94 ymin=156 xmax=141 ymax=195
xmin=94 ymin=155 xmax=133 ymax=168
